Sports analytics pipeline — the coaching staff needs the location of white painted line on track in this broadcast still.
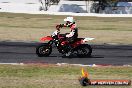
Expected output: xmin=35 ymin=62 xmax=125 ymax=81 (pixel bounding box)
xmin=0 ymin=62 xmax=131 ymax=67
xmin=0 ymin=63 xmax=24 ymax=65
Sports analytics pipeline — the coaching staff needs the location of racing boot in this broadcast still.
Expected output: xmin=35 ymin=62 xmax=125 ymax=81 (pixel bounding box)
xmin=65 ymin=45 xmax=73 ymax=57
xmin=62 ymin=45 xmax=73 ymax=58
xmin=65 ymin=51 xmax=72 ymax=57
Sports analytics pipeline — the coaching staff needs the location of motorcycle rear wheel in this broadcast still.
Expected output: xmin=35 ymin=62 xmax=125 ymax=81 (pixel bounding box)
xmin=36 ymin=43 xmax=52 ymax=57
xmin=76 ymin=44 xmax=92 ymax=57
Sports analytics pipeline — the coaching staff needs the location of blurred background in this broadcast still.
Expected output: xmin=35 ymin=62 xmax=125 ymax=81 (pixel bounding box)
xmin=0 ymin=0 xmax=132 ymax=14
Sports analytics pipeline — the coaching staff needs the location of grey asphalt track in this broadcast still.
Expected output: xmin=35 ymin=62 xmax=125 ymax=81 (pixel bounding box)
xmin=0 ymin=41 xmax=132 ymax=65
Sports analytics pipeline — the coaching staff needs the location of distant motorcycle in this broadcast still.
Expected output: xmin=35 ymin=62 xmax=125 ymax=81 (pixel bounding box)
xmin=36 ymin=28 xmax=94 ymax=57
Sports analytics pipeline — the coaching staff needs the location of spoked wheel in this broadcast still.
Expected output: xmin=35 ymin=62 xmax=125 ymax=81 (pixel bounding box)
xmin=76 ymin=44 xmax=92 ymax=57
xmin=36 ymin=44 xmax=52 ymax=57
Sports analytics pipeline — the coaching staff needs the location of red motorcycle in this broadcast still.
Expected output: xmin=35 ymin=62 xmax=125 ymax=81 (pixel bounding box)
xmin=36 ymin=29 xmax=94 ymax=57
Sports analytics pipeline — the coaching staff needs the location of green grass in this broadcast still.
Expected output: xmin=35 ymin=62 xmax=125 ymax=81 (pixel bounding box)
xmin=0 ymin=12 xmax=132 ymax=31
xmin=0 ymin=12 xmax=132 ymax=44
xmin=0 ymin=65 xmax=131 ymax=88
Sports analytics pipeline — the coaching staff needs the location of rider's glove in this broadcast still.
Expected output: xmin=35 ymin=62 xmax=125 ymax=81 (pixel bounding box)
xmin=59 ymin=24 xmax=64 ymax=28
xmin=56 ymin=25 xmax=60 ymax=30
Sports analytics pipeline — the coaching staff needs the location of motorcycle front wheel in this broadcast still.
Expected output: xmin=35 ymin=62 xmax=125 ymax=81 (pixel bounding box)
xmin=36 ymin=43 xmax=52 ymax=57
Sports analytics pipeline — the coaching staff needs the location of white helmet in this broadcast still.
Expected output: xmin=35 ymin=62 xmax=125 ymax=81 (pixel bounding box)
xmin=64 ymin=17 xmax=74 ymax=23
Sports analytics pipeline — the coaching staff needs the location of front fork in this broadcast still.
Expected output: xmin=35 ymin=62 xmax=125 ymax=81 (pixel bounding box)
xmin=48 ymin=40 xmax=53 ymax=46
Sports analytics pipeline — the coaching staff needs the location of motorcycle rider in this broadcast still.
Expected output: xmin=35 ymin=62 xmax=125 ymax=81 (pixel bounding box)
xmin=56 ymin=17 xmax=78 ymax=56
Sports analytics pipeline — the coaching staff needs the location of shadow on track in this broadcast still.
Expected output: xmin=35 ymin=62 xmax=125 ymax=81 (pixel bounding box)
xmin=61 ymin=55 xmax=104 ymax=59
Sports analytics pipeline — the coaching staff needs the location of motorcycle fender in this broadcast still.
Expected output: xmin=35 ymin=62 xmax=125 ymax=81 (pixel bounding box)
xmin=82 ymin=38 xmax=95 ymax=43
xmin=40 ymin=36 xmax=53 ymax=42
